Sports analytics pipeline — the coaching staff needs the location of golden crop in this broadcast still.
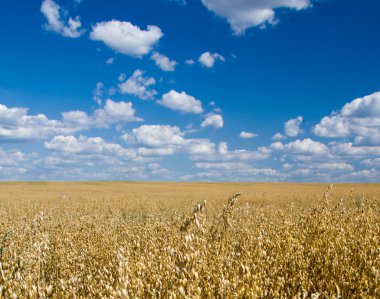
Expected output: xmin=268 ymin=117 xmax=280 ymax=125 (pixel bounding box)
xmin=0 ymin=182 xmax=379 ymax=298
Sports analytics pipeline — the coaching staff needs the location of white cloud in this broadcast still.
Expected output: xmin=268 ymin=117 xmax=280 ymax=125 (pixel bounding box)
xmin=272 ymin=132 xmax=286 ymax=140
xmin=123 ymin=124 xmax=215 ymax=156
xmin=313 ymin=115 xmax=350 ymax=138
xmin=0 ymin=104 xmax=72 ymax=141
xmin=151 ymin=52 xmax=177 ymax=71
xmin=198 ymin=52 xmax=225 ymax=68
xmin=362 ymin=158 xmax=380 ymax=167
xmin=106 ymin=58 xmax=114 ymax=65
xmin=195 ymin=162 xmax=250 ymax=170
xmin=44 ymin=135 xmax=139 ymax=161
xmin=201 ymin=0 xmax=311 ymax=35
xmin=119 ymin=69 xmax=157 ymax=100
xmin=239 ymin=131 xmax=257 ymax=139
xmin=158 ymin=90 xmax=203 ymax=114
xmin=0 ymin=99 xmax=142 ymax=142
xmin=125 ymin=125 xmax=185 ymax=147
xmin=313 ymin=92 xmax=380 ymax=145
xmin=137 ymin=147 xmax=176 ymax=156
xmin=90 ymin=20 xmax=163 ymax=57
xmin=184 ymin=163 xmax=280 ymax=181
xmin=283 ymin=162 xmax=354 ymax=172
xmin=271 ymin=138 xmax=329 ymax=156
xmin=331 ymin=142 xmax=380 ymax=157
xmin=40 ymin=0 xmax=84 ymax=38
xmin=62 ymin=110 xmax=91 ymax=129
xmin=93 ymin=82 xmax=104 ymax=105
xmin=185 ymin=59 xmax=195 ymax=65
xmin=284 ymin=116 xmax=303 ymax=137
xmin=201 ymin=114 xmax=224 ymax=129
xmin=93 ymin=99 xmax=143 ymax=128
xmin=191 ymin=141 xmax=270 ymax=162
xmin=186 ymin=139 xmax=215 ymax=155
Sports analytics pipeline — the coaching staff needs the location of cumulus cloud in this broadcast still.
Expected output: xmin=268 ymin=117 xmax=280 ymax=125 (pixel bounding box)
xmin=90 ymin=20 xmax=163 ymax=57
xmin=123 ymin=124 xmax=215 ymax=156
xmin=0 ymin=103 xmax=75 ymax=141
xmin=186 ymin=139 xmax=215 ymax=155
xmin=195 ymin=162 xmax=250 ymax=170
xmin=271 ymin=138 xmax=329 ymax=156
xmin=313 ymin=92 xmax=380 ymax=145
xmin=93 ymin=99 xmax=143 ymax=128
xmin=272 ymin=132 xmax=286 ymax=140
xmin=0 ymin=99 xmax=142 ymax=142
xmin=198 ymin=52 xmax=225 ymax=68
xmin=151 ymin=52 xmax=177 ymax=71
xmin=285 ymin=116 xmax=303 ymax=137
xmin=184 ymin=162 xmax=280 ymax=181
xmin=124 ymin=125 xmax=185 ymax=147
xmin=62 ymin=110 xmax=91 ymax=129
xmin=239 ymin=131 xmax=257 ymax=139
xmin=190 ymin=141 xmax=270 ymax=162
xmin=44 ymin=135 xmax=136 ymax=157
xmin=119 ymin=69 xmax=157 ymax=100
xmin=331 ymin=142 xmax=380 ymax=157
xmin=201 ymin=0 xmax=311 ymax=35
xmin=158 ymin=90 xmax=203 ymax=114
xmin=0 ymin=148 xmax=37 ymax=169
xmin=40 ymin=0 xmax=84 ymax=38
xmin=201 ymin=114 xmax=224 ymax=129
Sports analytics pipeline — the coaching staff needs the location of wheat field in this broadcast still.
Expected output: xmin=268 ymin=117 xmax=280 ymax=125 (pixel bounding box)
xmin=0 ymin=182 xmax=379 ymax=298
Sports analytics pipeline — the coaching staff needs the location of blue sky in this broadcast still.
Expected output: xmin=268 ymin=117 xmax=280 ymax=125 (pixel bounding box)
xmin=0 ymin=0 xmax=379 ymax=181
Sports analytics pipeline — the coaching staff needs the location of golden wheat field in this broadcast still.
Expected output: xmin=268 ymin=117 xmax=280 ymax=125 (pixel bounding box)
xmin=0 ymin=182 xmax=379 ymax=298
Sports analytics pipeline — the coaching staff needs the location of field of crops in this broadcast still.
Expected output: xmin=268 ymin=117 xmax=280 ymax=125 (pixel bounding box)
xmin=0 ymin=182 xmax=379 ymax=298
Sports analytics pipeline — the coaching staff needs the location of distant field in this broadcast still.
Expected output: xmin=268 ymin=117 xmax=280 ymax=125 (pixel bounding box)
xmin=1 ymin=182 xmax=379 ymax=298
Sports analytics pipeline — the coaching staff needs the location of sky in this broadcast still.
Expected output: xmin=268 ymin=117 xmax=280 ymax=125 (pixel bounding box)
xmin=0 ymin=0 xmax=379 ymax=182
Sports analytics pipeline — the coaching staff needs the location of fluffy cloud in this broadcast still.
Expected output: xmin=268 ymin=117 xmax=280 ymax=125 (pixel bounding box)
xmin=271 ymin=138 xmax=329 ymax=156
xmin=313 ymin=92 xmax=380 ymax=145
xmin=151 ymin=52 xmax=177 ymax=71
xmin=125 ymin=125 xmax=185 ymax=147
xmin=201 ymin=114 xmax=224 ymax=129
xmin=285 ymin=116 xmax=303 ymax=137
xmin=272 ymin=132 xmax=286 ymax=140
xmin=0 ymin=103 xmax=76 ymax=141
xmin=44 ymin=135 xmax=138 ymax=159
xmin=283 ymin=162 xmax=354 ymax=172
xmin=0 ymin=99 xmax=143 ymax=142
xmin=195 ymin=162 xmax=250 ymax=170
xmin=184 ymin=162 xmax=280 ymax=181
xmin=198 ymin=52 xmax=225 ymax=68
xmin=331 ymin=142 xmax=380 ymax=157
xmin=272 ymin=116 xmax=303 ymax=140
xmin=90 ymin=20 xmax=163 ymax=57
xmin=40 ymin=0 xmax=84 ymax=38
xmin=201 ymin=0 xmax=311 ymax=35
xmin=186 ymin=139 xmax=215 ymax=155
xmin=158 ymin=90 xmax=203 ymax=114
xmin=62 ymin=110 xmax=91 ymax=129
xmin=191 ymin=141 xmax=270 ymax=162
xmin=239 ymin=131 xmax=257 ymax=139
xmin=119 ymin=69 xmax=157 ymax=100
xmin=93 ymin=99 xmax=143 ymax=128
xmin=123 ymin=124 xmax=215 ymax=156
